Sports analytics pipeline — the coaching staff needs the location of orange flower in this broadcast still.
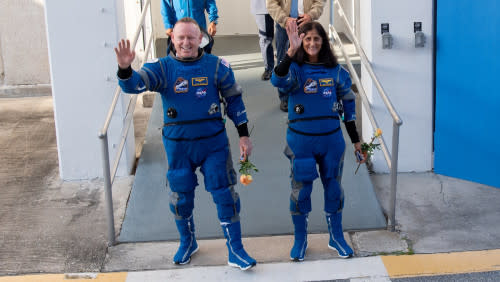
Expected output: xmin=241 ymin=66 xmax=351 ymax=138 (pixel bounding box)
xmin=239 ymin=159 xmax=258 ymax=186
xmin=239 ymin=174 xmax=253 ymax=186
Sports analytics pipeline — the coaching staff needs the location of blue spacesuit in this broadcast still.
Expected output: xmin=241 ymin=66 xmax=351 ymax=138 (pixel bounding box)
xmin=271 ymin=61 xmax=356 ymax=260
xmin=118 ymin=50 xmax=256 ymax=270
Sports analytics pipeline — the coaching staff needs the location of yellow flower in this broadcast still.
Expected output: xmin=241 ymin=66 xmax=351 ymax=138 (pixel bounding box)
xmin=375 ymin=128 xmax=383 ymax=138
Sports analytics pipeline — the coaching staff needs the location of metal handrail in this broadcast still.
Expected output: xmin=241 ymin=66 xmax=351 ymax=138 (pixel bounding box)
xmin=98 ymin=0 xmax=153 ymax=246
xmin=330 ymin=0 xmax=403 ymax=231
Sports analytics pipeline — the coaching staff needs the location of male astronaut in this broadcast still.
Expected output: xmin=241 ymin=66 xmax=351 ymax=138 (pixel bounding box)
xmin=114 ymin=17 xmax=256 ymax=270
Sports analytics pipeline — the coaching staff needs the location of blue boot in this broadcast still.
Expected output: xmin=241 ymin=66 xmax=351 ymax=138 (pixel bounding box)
xmin=173 ymin=216 xmax=199 ymax=264
xmin=326 ymin=212 xmax=353 ymax=258
xmin=221 ymin=221 xmax=257 ymax=270
xmin=290 ymin=214 xmax=308 ymax=261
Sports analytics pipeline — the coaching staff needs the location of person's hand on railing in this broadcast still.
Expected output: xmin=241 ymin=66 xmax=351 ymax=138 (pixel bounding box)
xmin=286 ymin=20 xmax=303 ymax=57
xmin=114 ymin=39 xmax=136 ymax=69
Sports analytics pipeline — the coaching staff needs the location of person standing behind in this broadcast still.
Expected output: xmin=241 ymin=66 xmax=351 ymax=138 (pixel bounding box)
xmin=266 ymin=0 xmax=325 ymax=111
xmin=161 ymin=0 xmax=218 ymax=54
xmin=270 ymin=21 xmax=364 ymax=261
xmin=251 ymin=0 xmax=275 ymax=81
xmin=114 ymin=18 xmax=256 ymax=270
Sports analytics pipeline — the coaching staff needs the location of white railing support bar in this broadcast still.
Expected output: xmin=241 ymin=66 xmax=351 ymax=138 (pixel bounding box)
xmin=99 ymin=134 xmax=116 ymax=246
xmin=97 ymin=0 xmax=153 ymax=246
xmin=130 ymin=0 xmax=152 ymax=51
xmin=330 ymin=0 xmax=403 ymax=231
xmin=334 ymin=0 xmax=402 ymax=125
xmin=390 ymin=121 xmax=401 ymax=231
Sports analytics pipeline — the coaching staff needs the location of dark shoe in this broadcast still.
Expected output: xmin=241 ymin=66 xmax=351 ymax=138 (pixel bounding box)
xmin=261 ymin=69 xmax=272 ymax=80
xmin=280 ymin=100 xmax=288 ymax=112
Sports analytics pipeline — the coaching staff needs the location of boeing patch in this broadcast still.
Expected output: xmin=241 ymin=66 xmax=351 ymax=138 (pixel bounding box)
xmin=192 ymin=77 xmax=208 ymax=86
xmin=174 ymin=77 xmax=188 ymax=93
xmin=304 ymin=79 xmax=318 ymax=94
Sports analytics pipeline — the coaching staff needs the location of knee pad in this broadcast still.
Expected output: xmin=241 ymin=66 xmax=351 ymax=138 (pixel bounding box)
xmin=212 ymin=187 xmax=240 ymax=220
xmin=290 ymin=180 xmax=313 ymax=214
xmin=169 ymin=190 xmax=195 ymax=219
xmin=293 ymin=158 xmax=319 ymax=182
xmin=167 ymin=168 xmax=197 ymax=193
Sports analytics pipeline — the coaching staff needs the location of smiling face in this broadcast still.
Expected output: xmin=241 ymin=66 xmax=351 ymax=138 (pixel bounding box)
xmin=302 ymin=28 xmax=322 ymax=63
xmin=171 ymin=22 xmax=202 ymax=58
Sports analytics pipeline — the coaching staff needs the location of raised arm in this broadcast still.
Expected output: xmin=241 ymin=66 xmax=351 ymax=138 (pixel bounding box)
xmin=114 ymin=39 xmax=166 ymax=94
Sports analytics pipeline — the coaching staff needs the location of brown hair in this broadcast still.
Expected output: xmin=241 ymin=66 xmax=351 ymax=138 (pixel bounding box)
xmin=175 ymin=17 xmax=201 ymax=32
xmin=293 ymin=22 xmax=338 ymax=68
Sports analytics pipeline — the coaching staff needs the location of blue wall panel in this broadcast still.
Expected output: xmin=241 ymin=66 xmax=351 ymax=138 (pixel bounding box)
xmin=435 ymin=0 xmax=500 ymax=187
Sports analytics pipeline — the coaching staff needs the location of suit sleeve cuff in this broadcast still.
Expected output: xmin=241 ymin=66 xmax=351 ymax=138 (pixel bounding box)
xmin=117 ymin=65 xmax=132 ymax=79
xmin=345 ymin=120 xmax=360 ymax=143
xmin=236 ymin=122 xmax=249 ymax=137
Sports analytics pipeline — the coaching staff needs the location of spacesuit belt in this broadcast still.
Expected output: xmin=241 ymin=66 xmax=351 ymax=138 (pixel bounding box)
xmin=288 ymin=126 xmax=341 ymax=136
xmin=164 ymin=117 xmax=223 ymax=126
xmin=164 ymin=128 xmax=225 ymax=141
xmin=288 ymin=115 xmax=340 ymax=124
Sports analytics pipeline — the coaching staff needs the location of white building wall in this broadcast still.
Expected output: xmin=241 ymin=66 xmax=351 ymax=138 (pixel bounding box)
xmin=44 ymin=0 xmax=135 ymax=180
xmin=0 ymin=0 xmax=50 ymax=95
xmin=359 ymin=0 xmax=433 ymax=172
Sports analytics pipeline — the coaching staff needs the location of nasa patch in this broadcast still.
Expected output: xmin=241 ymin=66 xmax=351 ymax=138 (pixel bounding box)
xmin=322 ymin=88 xmax=333 ymax=98
xmin=196 ymin=88 xmax=207 ymax=98
xmin=304 ymin=78 xmax=318 ymax=94
xmin=174 ymin=77 xmax=188 ymax=93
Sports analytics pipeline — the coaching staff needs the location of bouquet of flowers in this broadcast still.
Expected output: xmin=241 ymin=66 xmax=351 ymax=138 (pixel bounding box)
xmin=355 ymin=128 xmax=382 ymax=174
xmin=239 ymin=158 xmax=258 ymax=186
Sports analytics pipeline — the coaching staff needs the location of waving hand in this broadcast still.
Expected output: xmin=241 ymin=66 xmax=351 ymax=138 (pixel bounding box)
xmin=114 ymin=39 xmax=135 ymax=69
xmin=286 ymin=20 xmax=304 ymax=57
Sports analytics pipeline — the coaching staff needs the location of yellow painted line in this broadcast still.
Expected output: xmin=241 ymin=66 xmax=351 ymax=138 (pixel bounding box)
xmin=0 ymin=272 xmax=127 ymax=282
xmin=382 ymin=249 xmax=500 ymax=278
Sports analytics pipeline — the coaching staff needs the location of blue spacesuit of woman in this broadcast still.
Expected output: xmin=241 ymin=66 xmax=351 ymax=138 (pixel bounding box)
xmin=271 ymin=61 xmax=357 ymax=260
xmin=118 ymin=51 xmax=256 ymax=269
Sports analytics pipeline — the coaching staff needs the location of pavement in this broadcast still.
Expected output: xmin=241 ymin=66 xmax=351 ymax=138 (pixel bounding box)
xmin=1 ymin=79 xmax=500 ymax=280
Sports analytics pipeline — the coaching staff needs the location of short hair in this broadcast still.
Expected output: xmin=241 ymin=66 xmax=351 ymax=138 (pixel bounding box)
xmin=174 ymin=17 xmax=201 ymax=33
xmin=293 ymin=21 xmax=338 ymax=68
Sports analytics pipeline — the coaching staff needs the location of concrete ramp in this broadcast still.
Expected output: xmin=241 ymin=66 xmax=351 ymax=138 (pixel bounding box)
xmin=118 ymin=37 xmax=385 ymax=242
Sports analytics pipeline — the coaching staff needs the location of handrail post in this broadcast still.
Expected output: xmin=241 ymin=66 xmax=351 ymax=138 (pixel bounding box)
xmin=99 ymin=133 xmax=116 ymax=246
xmin=389 ymin=121 xmax=401 ymax=231
xmin=329 ymin=0 xmax=335 ymax=44
xmin=331 ymin=0 xmax=403 ymax=232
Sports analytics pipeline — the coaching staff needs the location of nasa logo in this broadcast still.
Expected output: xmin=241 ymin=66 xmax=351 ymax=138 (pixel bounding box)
xmin=196 ymin=88 xmax=207 ymax=98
